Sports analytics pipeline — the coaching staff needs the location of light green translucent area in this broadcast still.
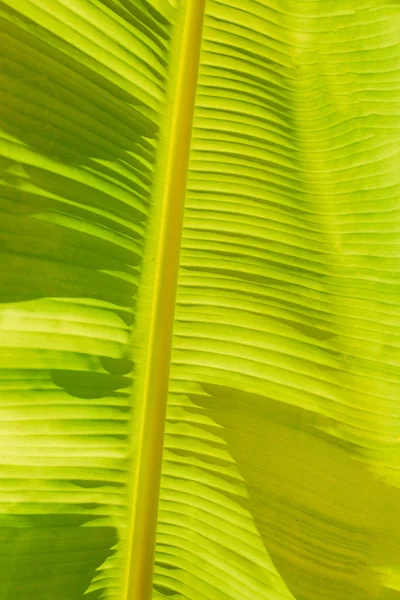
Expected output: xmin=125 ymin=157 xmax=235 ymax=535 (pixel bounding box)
xmin=1 ymin=0 xmax=400 ymax=599
xmin=0 ymin=0 xmax=175 ymax=598
xmin=157 ymin=0 xmax=400 ymax=599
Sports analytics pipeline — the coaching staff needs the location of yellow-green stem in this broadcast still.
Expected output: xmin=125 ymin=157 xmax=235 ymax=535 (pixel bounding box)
xmin=124 ymin=1 xmax=205 ymax=599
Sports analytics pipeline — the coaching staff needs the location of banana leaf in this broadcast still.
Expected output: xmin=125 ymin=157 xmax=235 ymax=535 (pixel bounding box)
xmin=1 ymin=1 xmax=400 ymax=599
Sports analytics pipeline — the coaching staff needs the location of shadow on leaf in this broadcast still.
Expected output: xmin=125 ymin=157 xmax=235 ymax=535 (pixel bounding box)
xmin=188 ymin=384 xmax=400 ymax=600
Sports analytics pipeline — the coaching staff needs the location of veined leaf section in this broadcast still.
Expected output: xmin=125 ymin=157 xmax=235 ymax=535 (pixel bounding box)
xmin=124 ymin=1 xmax=205 ymax=599
xmin=154 ymin=1 xmax=400 ymax=599
xmin=0 ymin=1 xmax=178 ymax=599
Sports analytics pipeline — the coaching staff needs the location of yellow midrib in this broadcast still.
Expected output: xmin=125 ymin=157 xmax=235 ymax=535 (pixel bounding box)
xmin=123 ymin=1 xmax=206 ymax=599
